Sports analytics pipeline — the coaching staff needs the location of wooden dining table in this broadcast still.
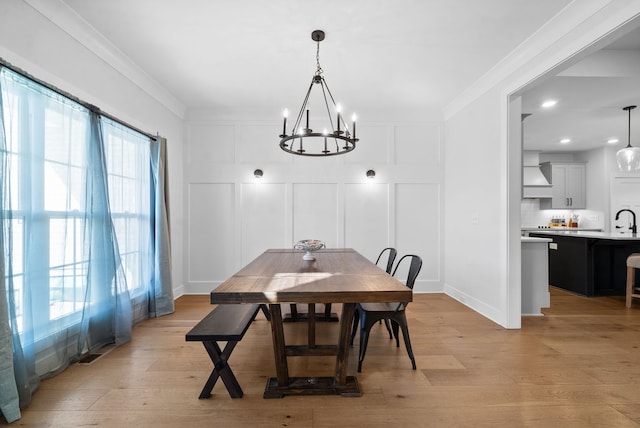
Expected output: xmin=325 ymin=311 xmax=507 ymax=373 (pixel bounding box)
xmin=210 ymin=248 xmax=412 ymax=398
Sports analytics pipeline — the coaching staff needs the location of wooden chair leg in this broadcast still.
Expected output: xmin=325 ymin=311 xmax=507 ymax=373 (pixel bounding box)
xmin=627 ymin=266 xmax=636 ymax=308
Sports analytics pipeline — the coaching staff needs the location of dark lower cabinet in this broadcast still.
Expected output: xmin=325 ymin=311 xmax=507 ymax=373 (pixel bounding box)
xmin=547 ymin=235 xmax=590 ymax=295
xmin=529 ymin=233 xmax=640 ymax=297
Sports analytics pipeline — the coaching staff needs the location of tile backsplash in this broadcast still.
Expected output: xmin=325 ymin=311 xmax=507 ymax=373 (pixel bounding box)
xmin=521 ymin=199 xmax=604 ymax=230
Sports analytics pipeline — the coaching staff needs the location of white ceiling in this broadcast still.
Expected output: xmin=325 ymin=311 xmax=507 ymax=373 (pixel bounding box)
xmin=59 ymin=0 xmax=571 ymax=120
xmin=521 ymin=26 xmax=640 ymax=153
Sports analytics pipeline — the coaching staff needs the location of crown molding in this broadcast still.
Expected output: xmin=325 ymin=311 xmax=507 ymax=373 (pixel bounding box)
xmin=24 ymin=0 xmax=186 ymax=119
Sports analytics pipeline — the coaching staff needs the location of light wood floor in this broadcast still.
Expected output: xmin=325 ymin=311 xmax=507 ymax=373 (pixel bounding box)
xmin=4 ymin=289 xmax=640 ymax=427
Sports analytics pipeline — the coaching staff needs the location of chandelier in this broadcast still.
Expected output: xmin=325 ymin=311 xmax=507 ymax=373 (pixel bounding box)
xmin=279 ymin=30 xmax=358 ymax=156
xmin=617 ymin=105 xmax=640 ymax=171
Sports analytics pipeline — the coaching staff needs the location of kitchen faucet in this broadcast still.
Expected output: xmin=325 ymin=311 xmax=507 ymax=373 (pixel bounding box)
xmin=615 ymin=209 xmax=637 ymax=234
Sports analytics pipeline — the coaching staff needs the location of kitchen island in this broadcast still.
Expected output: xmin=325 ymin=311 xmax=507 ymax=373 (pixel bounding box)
xmin=529 ymin=230 xmax=640 ymax=297
xmin=521 ymin=236 xmax=552 ymax=315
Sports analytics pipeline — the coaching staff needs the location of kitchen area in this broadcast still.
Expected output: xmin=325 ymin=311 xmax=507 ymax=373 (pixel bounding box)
xmin=520 ymin=148 xmax=640 ymax=311
xmin=518 ymin=27 xmax=640 ymax=314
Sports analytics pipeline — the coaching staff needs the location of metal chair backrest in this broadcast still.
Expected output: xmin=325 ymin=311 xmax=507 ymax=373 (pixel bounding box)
xmin=375 ymin=247 xmax=397 ymax=274
xmin=391 ymin=254 xmax=422 ymax=311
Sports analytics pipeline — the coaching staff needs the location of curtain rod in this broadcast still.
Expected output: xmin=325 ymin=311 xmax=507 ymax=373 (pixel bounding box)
xmin=0 ymin=57 xmax=157 ymax=140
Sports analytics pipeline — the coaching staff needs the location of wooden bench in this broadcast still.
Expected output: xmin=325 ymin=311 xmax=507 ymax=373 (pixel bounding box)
xmin=185 ymin=303 xmax=262 ymax=398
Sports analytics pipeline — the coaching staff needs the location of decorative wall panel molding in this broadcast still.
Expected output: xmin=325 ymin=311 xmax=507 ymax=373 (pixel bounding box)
xmin=240 ymin=183 xmax=288 ymax=265
xmin=344 ymin=183 xmax=392 ymax=262
xmin=396 ymin=183 xmax=441 ymax=283
xmin=188 ymin=183 xmax=235 ymax=281
xmin=184 ymin=118 xmax=444 ymax=294
xmin=293 ymin=183 xmax=339 ymax=248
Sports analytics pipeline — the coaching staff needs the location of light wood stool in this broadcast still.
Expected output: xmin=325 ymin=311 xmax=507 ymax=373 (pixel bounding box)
xmin=626 ymin=254 xmax=640 ymax=308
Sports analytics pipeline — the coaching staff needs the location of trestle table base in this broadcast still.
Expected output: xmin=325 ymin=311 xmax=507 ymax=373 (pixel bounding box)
xmin=263 ymin=376 xmax=361 ymax=398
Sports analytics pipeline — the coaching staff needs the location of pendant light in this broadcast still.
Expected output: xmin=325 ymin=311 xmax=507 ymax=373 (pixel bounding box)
xmin=617 ymin=105 xmax=640 ymax=171
xmin=279 ymin=30 xmax=358 ymax=157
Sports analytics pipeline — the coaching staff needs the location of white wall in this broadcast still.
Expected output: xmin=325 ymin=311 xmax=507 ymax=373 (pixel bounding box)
xmin=444 ymin=86 xmax=509 ymax=323
xmin=444 ymin=0 xmax=640 ymax=328
xmin=0 ymin=0 xmax=186 ymax=296
xmin=184 ymin=111 xmax=444 ymax=294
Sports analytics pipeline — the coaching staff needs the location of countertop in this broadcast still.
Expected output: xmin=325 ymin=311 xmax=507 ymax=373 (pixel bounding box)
xmin=521 ymin=236 xmax=553 ymax=243
xmin=529 ymin=230 xmax=640 ymax=240
xmin=521 ymin=227 xmax=602 ymax=232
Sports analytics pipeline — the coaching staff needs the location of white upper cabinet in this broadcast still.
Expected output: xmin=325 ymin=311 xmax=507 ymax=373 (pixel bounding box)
xmin=539 ymin=162 xmax=586 ymax=209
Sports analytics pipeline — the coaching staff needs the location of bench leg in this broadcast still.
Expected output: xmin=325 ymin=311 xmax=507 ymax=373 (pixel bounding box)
xmin=260 ymin=304 xmax=271 ymax=321
xmin=200 ymin=340 xmax=243 ymax=399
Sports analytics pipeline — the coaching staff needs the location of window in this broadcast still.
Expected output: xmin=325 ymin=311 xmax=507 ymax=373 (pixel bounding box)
xmin=103 ymin=118 xmax=151 ymax=297
xmin=1 ymin=67 xmax=152 ymax=343
xmin=2 ymin=72 xmax=92 ymax=336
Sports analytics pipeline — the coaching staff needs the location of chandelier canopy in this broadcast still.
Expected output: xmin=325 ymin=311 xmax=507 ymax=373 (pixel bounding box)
xmin=279 ymin=30 xmax=358 ymax=156
xmin=617 ymin=105 xmax=640 ymax=172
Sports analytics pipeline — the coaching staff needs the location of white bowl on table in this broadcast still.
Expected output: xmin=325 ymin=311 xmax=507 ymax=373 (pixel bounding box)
xmin=293 ymin=239 xmax=325 ymax=261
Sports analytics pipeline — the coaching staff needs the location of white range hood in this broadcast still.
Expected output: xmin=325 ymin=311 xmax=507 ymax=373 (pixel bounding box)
xmin=522 ymin=151 xmax=552 ymax=199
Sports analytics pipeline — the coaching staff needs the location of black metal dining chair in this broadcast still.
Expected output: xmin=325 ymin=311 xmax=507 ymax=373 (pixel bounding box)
xmin=376 ymin=247 xmax=397 ymax=274
xmin=375 ymin=247 xmax=397 ymax=338
xmin=350 ymin=254 xmax=422 ymax=372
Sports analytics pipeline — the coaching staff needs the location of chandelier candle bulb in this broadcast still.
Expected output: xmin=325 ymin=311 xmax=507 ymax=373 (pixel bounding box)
xmin=323 ymin=128 xmax=328 ymax=153
xmin=282 ymin=109 xmax=288 ymax=136
xmin=352 ymin=113 xmax=357 ymax=139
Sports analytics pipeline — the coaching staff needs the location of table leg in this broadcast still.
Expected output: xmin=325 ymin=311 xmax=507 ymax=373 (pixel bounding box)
xmin=268 ymin=304 xmax=289 ymax=386
xmin=336 ymin=303 xmax=355 ymax=385
xmin=307 ymin=303 xmax=316 ymax=348
xmin=264 ymin=302 xmax=361 ymax=398
xmin=324 ymin=303 xmax=332 ymax=317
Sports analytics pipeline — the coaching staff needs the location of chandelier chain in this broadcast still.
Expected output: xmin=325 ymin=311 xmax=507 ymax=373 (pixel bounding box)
xmin=315 ymin=41 xmax=323 ymax=77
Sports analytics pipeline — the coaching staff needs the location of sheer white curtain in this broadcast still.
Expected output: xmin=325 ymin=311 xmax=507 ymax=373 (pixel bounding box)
xmin=0 ymin=66 xmax=173 ymax=423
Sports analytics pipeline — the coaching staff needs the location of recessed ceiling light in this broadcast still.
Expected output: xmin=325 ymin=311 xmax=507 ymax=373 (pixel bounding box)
xmin=608 ymin=138 xmax=619 ymax=144
xmin=542 ymin=100 xmax=557 ymax=108
xmin=560 ymin=138 xmax=571 ymax=144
